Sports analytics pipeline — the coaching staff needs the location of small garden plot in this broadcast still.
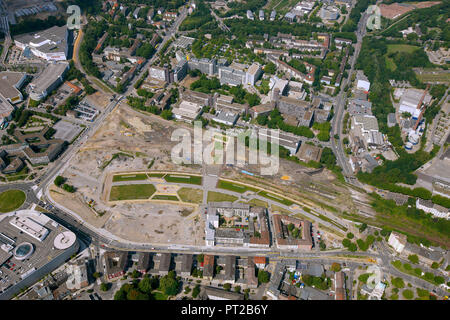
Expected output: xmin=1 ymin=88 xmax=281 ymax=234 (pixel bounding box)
xmin=217 ymin=180 xmax=259 ymax=193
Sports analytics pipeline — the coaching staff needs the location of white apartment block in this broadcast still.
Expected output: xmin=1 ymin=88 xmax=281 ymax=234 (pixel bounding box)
xmin=388 ymin=232 xmax=407 ymax=253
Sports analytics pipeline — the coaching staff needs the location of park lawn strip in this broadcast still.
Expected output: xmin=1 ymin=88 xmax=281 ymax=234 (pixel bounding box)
xmin=0 ymin=190 xmax=26 ymax=213
xmin=112 ymin=173 xmax=149 ymax=182
xmin=217 ymin=180 xmax=259 ymax=193
xmin=244 ymin=198 xmax=269 ymax=208
xmin=177 ymin=188 xmax=203 ymax=204
xmin=258 ymin=191 xmax=295 ymax=206
xmin=164 ymin=174 xmax=202 ymax=185
xmin=152 ymin=195 xmax=179 ymax=201
xmin=271 ymin=204 xmax=292 ymax=215
xmin=207 ymin=191 xmax=239 ymax=203
xmin=109 ymin=184 xmax=156 ymax=201
xmin=147 ymin=173 xmax=165 ymax=178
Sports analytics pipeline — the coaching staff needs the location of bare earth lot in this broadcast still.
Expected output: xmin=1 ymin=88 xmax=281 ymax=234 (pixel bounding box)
xmin=104 ymin=202 xmax=204 ymax=245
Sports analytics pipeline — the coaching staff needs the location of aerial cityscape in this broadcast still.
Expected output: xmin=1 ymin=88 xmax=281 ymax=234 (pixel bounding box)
xmin=0 ymin=0 xmax=448 ymax=305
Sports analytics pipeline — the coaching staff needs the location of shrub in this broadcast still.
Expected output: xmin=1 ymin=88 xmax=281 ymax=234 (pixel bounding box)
xmin=391 ymin=277 xmax=405 ymax=288
xmin=407 ymin=254 xmax=419 ymax=264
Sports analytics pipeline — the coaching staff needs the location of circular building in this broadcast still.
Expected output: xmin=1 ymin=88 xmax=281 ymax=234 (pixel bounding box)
xmin=13 ymin=242 xmax=34 ymax=260
xmin=53 ymin=231 xmax=77 ymax=250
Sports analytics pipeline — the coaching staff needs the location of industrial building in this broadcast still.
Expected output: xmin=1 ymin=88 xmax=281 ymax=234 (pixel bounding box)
xmin=0 ymin=210 xmax=79 ymax=300
xmin=14 ymin=25 xmax=70 ymax=61
xmin=29 ymin=61 xmax=70 ymax=101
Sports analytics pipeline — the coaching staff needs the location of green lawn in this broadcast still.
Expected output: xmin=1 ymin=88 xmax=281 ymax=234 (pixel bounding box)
xmin=178 ymin=188 xmax=203 ymax=204
xmin=112 ymin=174 xmax=148 ymax=182
xmin=109 ymin=184 xmax=156 ymax=201
xmin=152 ymin=195 xmax=179 ymax=201
xmin=207 ymin=191 xmax=239 ymax=203
xmin=387 ymin=44 xmax=420 ymax=54
xmin=217 ymin=180 xmax=259 ymax=193
xmin=385 ymin=44 xmax=420 ymax=71
xmin=258 ymin=191 xmax=295 ymax=206
xmin=164 ymin=174 xmax=202 ymax=185
xmin=0 ymin=190 xmax=26 ymax=213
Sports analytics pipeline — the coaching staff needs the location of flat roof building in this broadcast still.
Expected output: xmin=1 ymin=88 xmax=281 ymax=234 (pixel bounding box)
xmin=14 ymin=25 xmax=70 ymax=61
xmin=29 ymin=61 xmax=70 ymax=101
xmin=296 ymin=143 xmax=323 ymax=163
xmin=104 ymin=251 xmax=128 ymax=280
xmin=0 ymin=72 xmax=27 ymax=104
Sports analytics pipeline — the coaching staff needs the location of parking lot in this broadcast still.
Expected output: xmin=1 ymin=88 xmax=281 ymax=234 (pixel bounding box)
xmin=53 ymin=120 xmax=84 ymax=143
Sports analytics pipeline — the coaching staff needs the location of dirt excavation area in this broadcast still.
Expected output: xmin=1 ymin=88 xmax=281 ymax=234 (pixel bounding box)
xmin=104 ymin=202 xmax=204 ymax=245
xmin=51 ymin=103 xmax=204 ymax=241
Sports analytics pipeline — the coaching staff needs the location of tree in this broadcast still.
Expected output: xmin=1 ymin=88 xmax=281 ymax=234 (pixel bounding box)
xmin=391 ymin=277 xmax=405 ymax=289
xmin=161 ymin=109 xmax=173 ymax=120
xmin=234 ymin=285 xmax=241 ymax=293
xmin=100 ymin=283 xmax=109 ymax=291
xmin=407 ymin=254 xmax=419 ymax=264
xmin=342 ymin=238 xmax=351 ymax=248
xmin=54 ymin=176 xmax=65 ymax=186
xmin=159 ymin=274 xmax=179 ymax=296
xmin=359 ymin=223 xmax=367 ymax=232
xmin=264 ymin=62 xmax=276 ymax=74
xmin=92 ymin=272 xmax=101 ymax=279
xmin=258 ymin=270 xmax=270 ymax=283
xmin=223 ymin=283 xmax=231 ymax=291
xmin=434 ymin=276 xmax=444 ymax=285
xmin=348 ymin=243 xmax=357 ymax=252
xmin=138 ymin=277 xmax=152 ymax=294
xmin=127 ymin=289 xmax=141 ymax=300
xmin=62 ymin=184 xmax=75 ymax=193
xmin=346 ymin=232 xmax=354 ymax=239
xmin=131 ymin=270 xmax=141 ymax=279
xmin=114 ymin=289 xmax=127 ymax=300
xmin=330 ymin=263 xmax=341 ymax=272
xmin=430 ymin=262 xmax=439 ymax=269
xmin=402 ymin=289 xmax=413 ymax=300
xmin=192 ymin=285 xmax=201 ymax=298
